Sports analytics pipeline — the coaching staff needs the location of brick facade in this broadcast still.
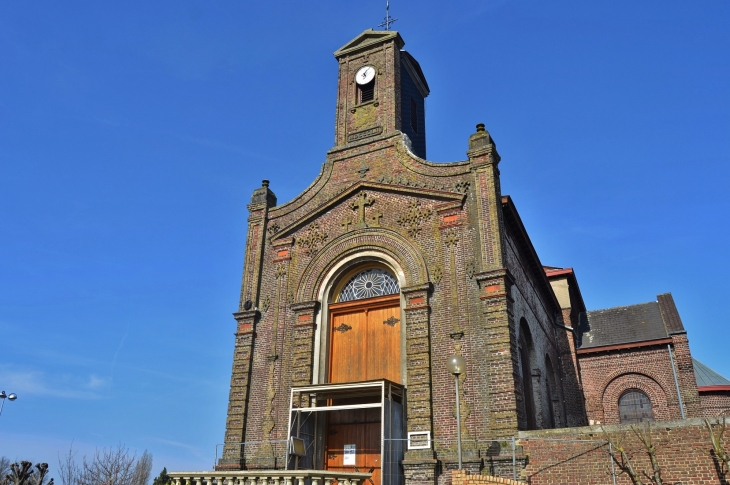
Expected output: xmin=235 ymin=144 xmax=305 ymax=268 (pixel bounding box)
xmin=218 ymin=29 xmax=578 ymax=476
xmin=213 ymin=27 xmax=730 ymax=485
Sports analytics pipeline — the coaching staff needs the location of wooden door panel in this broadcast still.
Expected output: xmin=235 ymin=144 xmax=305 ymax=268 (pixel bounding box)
xmin=330 ymin=310 xmax=366 ymax=383
xmin=325 ymin=422 xmax=381 ymax=485
xmin=366 ymin=305 xmax=400 ymax=383
xmin=330 ymin=298 xmax=401 ymax=385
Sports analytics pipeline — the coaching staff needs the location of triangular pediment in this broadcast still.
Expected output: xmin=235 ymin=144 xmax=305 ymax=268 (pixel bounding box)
xmin=271 ymin=181 xmax=464 ymax=242
xmin=334 ymin=29 xmax=404 ymax=58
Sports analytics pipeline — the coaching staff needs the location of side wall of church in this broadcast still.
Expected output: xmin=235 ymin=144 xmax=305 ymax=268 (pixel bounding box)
xmin=503 ymin=232 xmax=565 ymax=430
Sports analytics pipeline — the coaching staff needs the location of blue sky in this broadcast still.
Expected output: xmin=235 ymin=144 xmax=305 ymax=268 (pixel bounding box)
xmin=1 ymin=0 xmax=729 ymax=475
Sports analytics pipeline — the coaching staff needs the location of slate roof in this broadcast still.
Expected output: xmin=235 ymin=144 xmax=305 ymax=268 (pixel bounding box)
xmin=693 ymin=359 xmax=730 ymax=388
xmin=578 ymin=301 xmax=668 ymax=349
xmin=577 ymin=293 xmax=686 ymax=349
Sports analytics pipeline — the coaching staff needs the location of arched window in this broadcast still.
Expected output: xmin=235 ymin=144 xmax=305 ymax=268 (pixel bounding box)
xmin=519 ymin=319 xmax=537 ymax=430
xmin=338 ymin=268 xmax=399 ymax=302
xmin=619 ymin=390 xmax=654 ymax=424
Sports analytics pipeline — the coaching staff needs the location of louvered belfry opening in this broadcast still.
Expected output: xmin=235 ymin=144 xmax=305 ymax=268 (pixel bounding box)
xmin=358 ymin=79 xmax=375 ymax=103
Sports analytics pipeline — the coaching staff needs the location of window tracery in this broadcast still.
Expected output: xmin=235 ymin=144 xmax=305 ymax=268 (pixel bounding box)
xmin=338 ymin=268 xmax=399 ymax=302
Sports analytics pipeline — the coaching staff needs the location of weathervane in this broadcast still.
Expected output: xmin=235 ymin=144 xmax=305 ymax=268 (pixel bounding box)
xmin=378 ymin=0 xmax=398 ymax=31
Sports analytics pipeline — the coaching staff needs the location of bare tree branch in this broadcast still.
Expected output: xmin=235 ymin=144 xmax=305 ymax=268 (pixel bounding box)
xmin=705 ymin=416 xmax=730 ymax=476
xmin=56 ymin=444 xmax=153 ymax=485
xmin=1 ymin=457 xmax=12 ymax=485
xmin=602 ymin=426 xmax=646 ymax=485
xmin=5 ymin=462 xmax=53 ymax=485
xmin=57 ymin=445 xmax=80 ymax=485
xmin=631 ymin=422 xmax=664 ymax=485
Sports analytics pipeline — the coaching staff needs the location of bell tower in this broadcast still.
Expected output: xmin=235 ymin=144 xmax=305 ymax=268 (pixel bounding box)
xmin=333 ymin=29 xmax=429 ymax=158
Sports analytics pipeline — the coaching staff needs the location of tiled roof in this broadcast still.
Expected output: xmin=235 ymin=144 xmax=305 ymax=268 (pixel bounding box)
xmin=578 ymin=301 xmax=668 ymax=349
xmin=693 ymin=359 xmax=730 ymax=387
xmin=657 ymin=293 xmax=685 ymax=334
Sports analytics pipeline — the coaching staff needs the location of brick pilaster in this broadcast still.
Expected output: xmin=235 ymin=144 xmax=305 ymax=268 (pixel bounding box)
xmin=476 ymin=269 xmax=519 ymax=438
xmin=670 ymin=333 xmax=702 ymax=417
xmin=289 ymin=300 xmax=319 ymax=395
xmin=217 ymin=309 xmax=258 ymax=470
xmin=402 ymin=283 xmax=436 ymax=462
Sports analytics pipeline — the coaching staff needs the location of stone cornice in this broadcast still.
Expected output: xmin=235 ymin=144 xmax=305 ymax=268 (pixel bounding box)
xmin=233 ymin=310 xmax=259 ymax=322
xmin=401 ymin=282 xmax=431 ymax=294
xmin=290 ymin=300 xmax=319 ymax=312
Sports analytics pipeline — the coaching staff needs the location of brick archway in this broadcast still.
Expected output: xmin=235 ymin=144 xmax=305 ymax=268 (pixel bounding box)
xmin=296 ymin=227 xmax=429 ymax=301
xmin=602 ymin=373 xmax=669 ymax=424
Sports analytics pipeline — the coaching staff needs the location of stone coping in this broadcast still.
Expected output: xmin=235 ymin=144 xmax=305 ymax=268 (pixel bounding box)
xmin=517 ymin=416 xmax=720 ymax=439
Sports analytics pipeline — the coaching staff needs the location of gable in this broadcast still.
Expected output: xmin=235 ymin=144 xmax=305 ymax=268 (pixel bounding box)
xmin=270 ymin=181 xmax=464 ymax=242
xmin=334 ymin=29 xmax=404 ymax=58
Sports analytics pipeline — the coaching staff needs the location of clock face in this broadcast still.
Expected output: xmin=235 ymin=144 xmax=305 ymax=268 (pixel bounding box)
xmin=355 ymin=66 xmax=376 ymax=85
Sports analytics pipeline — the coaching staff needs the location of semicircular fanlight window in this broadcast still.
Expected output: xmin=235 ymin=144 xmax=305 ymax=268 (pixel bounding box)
xmin=338 ymin=268 xmax=400 ymax=302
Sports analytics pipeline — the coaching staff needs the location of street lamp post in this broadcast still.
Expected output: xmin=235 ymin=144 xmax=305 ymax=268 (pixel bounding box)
xmin=0 ymin=391 xmax=17 ymax=417
xmin=446 ymin=355 xmax=466 ymax=470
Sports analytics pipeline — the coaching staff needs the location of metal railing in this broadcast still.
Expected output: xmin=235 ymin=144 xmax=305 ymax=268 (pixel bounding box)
xmin=203 ymin=436 xmax=617 ymax=484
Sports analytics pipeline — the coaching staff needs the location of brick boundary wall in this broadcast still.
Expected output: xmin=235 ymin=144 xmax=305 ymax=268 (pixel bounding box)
xmin=452 ymin=470 xmax=521 ymax=485
xmin=518 ymin=417 xmax=729 ymax=485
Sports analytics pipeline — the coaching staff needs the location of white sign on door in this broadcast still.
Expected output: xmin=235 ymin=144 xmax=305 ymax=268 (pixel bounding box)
xmin=343 ymin=444 xmax=356 ymax=465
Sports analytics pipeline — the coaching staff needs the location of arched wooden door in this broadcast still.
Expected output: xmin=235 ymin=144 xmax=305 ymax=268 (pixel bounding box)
xmin=324 ymin=267 xmax=402 ymax=485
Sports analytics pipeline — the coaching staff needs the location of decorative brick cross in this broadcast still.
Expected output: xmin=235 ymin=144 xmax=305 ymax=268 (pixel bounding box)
xmin=370 ymin=210 xmax=383 ymax=227
xmin=350 ymin=191 xmax=375 ymax=228
xmin=341 ymin=217 xmax=354 ymax=231
xmin=356 ymin=161 xmax=370 ymax=178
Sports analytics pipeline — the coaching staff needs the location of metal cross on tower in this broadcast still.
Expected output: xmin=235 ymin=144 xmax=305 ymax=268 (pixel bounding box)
xmin=378 ymin=0 xmax=398 ymax=30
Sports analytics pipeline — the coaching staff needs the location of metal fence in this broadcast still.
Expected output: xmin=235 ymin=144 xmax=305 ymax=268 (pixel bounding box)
xmin=213 ymin=436 xmax=618 ymax=485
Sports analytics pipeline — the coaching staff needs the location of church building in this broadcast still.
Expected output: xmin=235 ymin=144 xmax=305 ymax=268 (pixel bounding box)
xmin=213 ymin=29 xmax=730 ymax=485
